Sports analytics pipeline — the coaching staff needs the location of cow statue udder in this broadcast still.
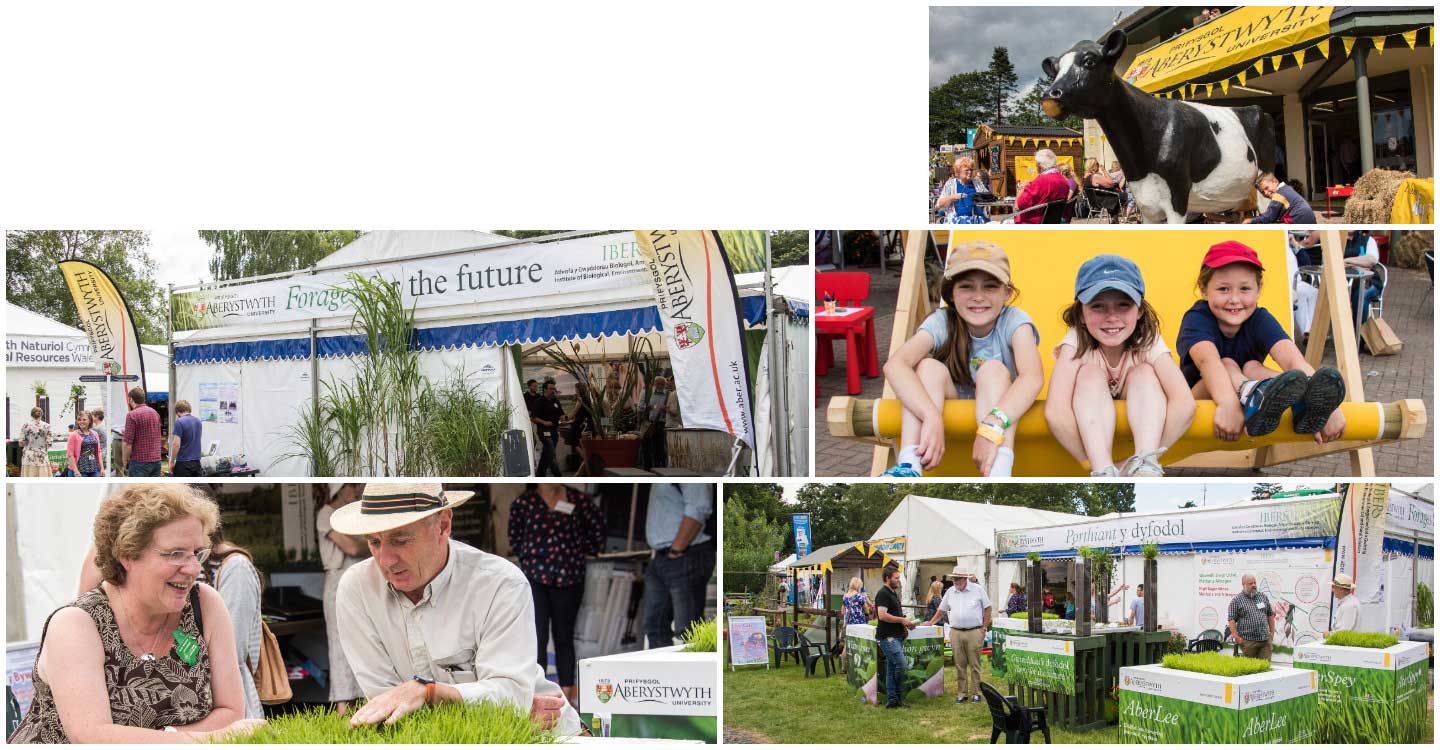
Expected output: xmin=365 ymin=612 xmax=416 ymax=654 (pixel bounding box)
xmin=1042 ymin=30 xmax=1276 ymax=224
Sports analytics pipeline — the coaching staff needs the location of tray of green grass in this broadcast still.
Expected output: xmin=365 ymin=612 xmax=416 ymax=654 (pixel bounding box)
xmin=1161 ymin=651 xmax=1271 ymax=677
xmin=212 ymin=702 xmax=558 ymax=744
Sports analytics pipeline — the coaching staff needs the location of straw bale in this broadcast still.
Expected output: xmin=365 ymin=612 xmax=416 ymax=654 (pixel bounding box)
xmin=1390 ymin=231 xmax=1434 ymax=270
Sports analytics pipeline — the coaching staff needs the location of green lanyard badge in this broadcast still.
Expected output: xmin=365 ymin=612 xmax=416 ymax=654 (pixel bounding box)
xmin=173 ymin=630 xmax=200 ymax=666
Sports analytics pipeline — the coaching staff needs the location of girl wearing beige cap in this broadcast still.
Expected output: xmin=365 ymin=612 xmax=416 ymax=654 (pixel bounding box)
xmin=881 ymin=241 xmax=1043 ymax=477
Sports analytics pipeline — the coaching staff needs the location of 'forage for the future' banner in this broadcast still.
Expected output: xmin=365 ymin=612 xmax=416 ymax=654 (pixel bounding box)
xmin=57 ymin=260 xmax=147 ymax=391
xmin=171 ymin=232 xmax=651 ymax=330
xmin=634 ymin=230 xmax=755 ymax=450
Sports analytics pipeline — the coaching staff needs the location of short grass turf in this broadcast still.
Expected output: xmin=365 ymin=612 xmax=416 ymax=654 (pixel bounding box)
xmin=723 ymin=647 xmax=1119 ymax=744
xmin=1161 ymin=651 xmax=1271 ymax=677
xmin=210 ymin=702 xmax=558 ymax=744
xmin=1324 ymin=630 xmax=1400 ymax=649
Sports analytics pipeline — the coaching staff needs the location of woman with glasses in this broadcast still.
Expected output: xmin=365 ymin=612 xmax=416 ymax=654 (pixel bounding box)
xmin=9 ymin=484 xmax=264 ymax=743
xmin=935 ymin=156 xmax=991 ymax=224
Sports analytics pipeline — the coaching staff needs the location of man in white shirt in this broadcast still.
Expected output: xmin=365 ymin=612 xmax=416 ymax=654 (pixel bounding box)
xmin=332 ymin=482 xmax=579 ymax=734
xmin=925 ymin=566 xmax=991 ymax=704
xmin=1328 ymin=573 xmax=1361 ymax=634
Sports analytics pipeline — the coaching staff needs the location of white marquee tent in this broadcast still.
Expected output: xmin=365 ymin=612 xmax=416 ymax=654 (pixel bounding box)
xmin=6 ymin=303 xmax=169 ymax=440
xmin=868 ymin=495 xmax=1092 ymax=605
xmin=169 ymin=230 xmax=805 ymax=476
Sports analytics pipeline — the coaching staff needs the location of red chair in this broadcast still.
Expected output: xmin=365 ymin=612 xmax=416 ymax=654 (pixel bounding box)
xmin=816 ymin=272 xmax=880 ymax=394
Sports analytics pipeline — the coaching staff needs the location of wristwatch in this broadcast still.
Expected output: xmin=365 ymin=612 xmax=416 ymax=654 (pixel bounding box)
xmin=413 ymin=675 xmax=437 ymax=705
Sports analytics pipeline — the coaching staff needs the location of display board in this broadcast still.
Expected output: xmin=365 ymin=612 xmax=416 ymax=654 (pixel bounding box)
xmin=1194 ymin=548 xmax=1332 ymax=654
xmin=727 ymin=616 xmax=770 ymax=668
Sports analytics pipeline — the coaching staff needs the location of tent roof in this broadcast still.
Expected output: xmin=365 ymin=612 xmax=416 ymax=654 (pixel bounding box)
xmin=791 ymin=541 xmax=864 ymax=569
xmin=6 ymin=303 xmax=86 ymax=339
xmin=871 ymin=496 xmax=1093 ymax=562
xmin=313 ymin=230 xmax=512 ymax=269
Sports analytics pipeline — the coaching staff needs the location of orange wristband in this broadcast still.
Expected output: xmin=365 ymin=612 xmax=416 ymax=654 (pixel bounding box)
xmin=425 ymin=681 xmax=436 ymax=705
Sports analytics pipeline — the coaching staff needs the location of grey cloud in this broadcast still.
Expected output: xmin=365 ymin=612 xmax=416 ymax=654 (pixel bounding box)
xmin=929 ymin=6 xmax=1137 ymax=88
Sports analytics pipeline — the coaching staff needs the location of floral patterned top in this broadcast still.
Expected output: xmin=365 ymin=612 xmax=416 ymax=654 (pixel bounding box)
xmin=842 ymin=592 xmax=870 ymax=625
xmin=507 ymin=487 xmax=606 ymax=588
xmin=1006 ymin=591 xmax=1027 ymax=616
xmin=20 ymin=419 xmax=52 ymax=468
xmin=8 ymin=586 xmax=215 ymax=743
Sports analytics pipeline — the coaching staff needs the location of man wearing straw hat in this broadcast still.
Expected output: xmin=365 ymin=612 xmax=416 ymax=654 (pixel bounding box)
xmin=333 ymin=482 xmax=579 ymax=733
xmin=925 ymin=566 xmax=991 ymax=704
xmin=1327 ymin=573 xmax=1360 ymax=635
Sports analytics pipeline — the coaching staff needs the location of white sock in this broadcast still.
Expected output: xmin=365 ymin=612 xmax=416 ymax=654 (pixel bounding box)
xmin=988 ymin=446 xmax=1014 ymax=477
xmin=1238 ymin=379 xmax=1258 ymax=401
xmin=896 ymin=445 xmax=922 ymax=467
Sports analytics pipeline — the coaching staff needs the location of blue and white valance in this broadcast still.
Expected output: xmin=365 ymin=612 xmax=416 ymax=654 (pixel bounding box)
xmin=176 ymin=306 xmax=665 ymax=364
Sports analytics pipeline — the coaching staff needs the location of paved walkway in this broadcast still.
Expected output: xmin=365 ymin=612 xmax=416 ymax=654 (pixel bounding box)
xmin=815 ymin=262 xmax=1433 ymax=477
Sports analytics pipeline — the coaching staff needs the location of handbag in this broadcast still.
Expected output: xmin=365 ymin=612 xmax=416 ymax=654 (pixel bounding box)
xmin=214 ymin=551 xmax=293 ymax=704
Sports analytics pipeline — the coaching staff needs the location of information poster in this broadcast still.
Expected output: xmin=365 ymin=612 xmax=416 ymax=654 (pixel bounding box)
xmin=1195 ymin=548 xmax=1331 ymax=653
xmin=198 ymin=381 xmax=240 ymax=424
xmin=727 ymin=616 xmax=770 ymax=667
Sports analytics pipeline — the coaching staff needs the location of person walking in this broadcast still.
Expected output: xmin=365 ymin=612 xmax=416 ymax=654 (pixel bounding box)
xmin=66 ymin=410 xmax=104 ymax=477
xmin=120 ymin=387 xmax=162 ymax=477
xmin=874 ymin=565 xmax=914 ymax=709
xmin=169 ymin=400 xmax=205 ymax=477
xmin=20 ymin=407 xmax=53 ymax=477
xmin=925 ymin=567 xmax=991 ymax=704
xmin=1227 ymin=574 xmax=1275 ymax=661
xmin=531 ymin=382 xmax=563 ymax=477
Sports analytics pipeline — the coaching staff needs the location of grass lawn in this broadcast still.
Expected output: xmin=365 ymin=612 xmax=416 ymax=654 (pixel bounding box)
xmin=723 ymin=653 xmax=1119 ymax=744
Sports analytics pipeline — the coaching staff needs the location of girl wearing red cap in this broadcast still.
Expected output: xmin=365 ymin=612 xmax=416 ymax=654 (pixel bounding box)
xmin=1177 ymin=241 xmax=1346 ymax=443
xmin=881 ymin=241 xmax=1043 ymax=477
xmin=1045 ymin=255 xmax=1196 ymax=477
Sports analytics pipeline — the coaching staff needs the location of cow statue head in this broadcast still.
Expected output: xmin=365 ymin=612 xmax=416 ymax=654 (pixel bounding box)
xmin=1041 ymin=29 xmax=1128 ymax=120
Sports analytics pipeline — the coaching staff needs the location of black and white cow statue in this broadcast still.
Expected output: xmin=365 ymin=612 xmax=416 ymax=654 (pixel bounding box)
xmin=1041 ymin=29 xmax=1276 ymax=224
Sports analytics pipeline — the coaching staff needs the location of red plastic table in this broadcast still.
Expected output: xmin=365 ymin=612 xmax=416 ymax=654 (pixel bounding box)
xmin=816 ymin=306 xmax=879 ymax=394
xmin=1326 ymin=185 xmax=1353 ymax=218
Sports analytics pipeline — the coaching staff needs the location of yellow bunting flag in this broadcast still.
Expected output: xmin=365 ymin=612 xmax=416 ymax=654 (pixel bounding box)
xmin=821 ymin=560 xmax=833 ymax=574
xmin=1402 ymin=30 xmax=1417 ymax=49
xmin=1316 ymin=41 xmax=1328 ymax=60
xmin=853 ymin=542 xmax=867 ymax=555
xmin=1237 ymin=70 xmax=1247 ymax=87
xmin=1252 ymin=61 xmax=1264 ymax=76
xmin=1343 ymin=37 xmax=1356 ymax=57
xmin=1271 ymin=54 xmax=1284 ymax=72
xmin=1220 ymin=79 xmax=1229 ymax=95
xmin=881 ymin=554 xmax=892 ymax=569
xmin=1373 ymin=36 xmax=1387 ymax=53
xmin=1292 ymin=50 xmax=1306 ymax=68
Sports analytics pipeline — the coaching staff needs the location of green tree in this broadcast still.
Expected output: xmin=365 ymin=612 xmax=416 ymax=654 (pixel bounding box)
xmin=929 ymin=70 xmax=992 ymax=146
xmin=492 ymin=230 xmax=570 ymax=240
xmin=5 ymin=230 xmax=168 ymax=344
xmin=1008 ymin=76 xmax=1085 ymax=130
xmin=723 ymin=486 xmax=788 ymax=594
xmin=769 ymin=230 xmax=806 ymax=267
xmin=986 ymin=47 xmax=1020 ymax=124
xmin=200 ymin=230 xmax=362 ymax=282
xmin=905 ymin=483 xmax=1134 ymax=516
xmin=1251 ymin=482 xmax=1284 ymax=501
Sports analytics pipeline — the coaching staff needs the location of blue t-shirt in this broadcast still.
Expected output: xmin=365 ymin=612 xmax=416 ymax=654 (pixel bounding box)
xmin=173 ymin=413 xmax=204 ymax=462
xmin=917 ymin=305 xmax=1037 ymax=398
xmin=1176 ymin=301 xmax=1289 ymax=387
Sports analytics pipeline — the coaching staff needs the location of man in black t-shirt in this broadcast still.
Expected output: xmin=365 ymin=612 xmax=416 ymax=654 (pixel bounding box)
xmin=531 ymin=381 xmax=564 ymax=476
xmin=874 ymin=565 xmax=915 ymax=708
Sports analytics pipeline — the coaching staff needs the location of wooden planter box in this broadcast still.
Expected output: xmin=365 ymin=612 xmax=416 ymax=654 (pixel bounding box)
xmin=578 ymin=644 xmax=717 ymax=742
xmin=1294 ymin=640 xmax=1429 ymax=743
xmin=991 ymin=627 xmax=1171 ymax=732
xmin=580 ymin=437 xmax=640 ymax=469
xmin=843 ymin=624 xmax=946 ymax=704
xmin=1119 ymin=664 xmax=1318 ymax=743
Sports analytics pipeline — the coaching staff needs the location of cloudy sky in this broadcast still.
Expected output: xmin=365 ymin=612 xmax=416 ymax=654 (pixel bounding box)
xmin=929 ymin=6 xmax=1136 ymax=89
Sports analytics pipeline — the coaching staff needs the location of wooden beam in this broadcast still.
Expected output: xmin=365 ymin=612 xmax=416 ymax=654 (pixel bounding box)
xmin=871 ymin=230 xmax=932 ymax=475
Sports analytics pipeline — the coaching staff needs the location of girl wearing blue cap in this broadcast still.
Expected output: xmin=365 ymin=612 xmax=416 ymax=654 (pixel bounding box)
xmin=1045 ymin=255 xmax=1196 ymax=476
xmin=881 ymin=241 xmax=1043 ymax=477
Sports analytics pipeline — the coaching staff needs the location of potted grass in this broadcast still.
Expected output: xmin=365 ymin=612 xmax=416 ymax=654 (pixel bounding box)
xmin=213 ymin=701 xmax=560 ymax=744
xmin=1119 ymin=651 xmax=1318 ymax=743
xmin=542 ymin=336 xmax=659 ymax=471
xmin=576 ymin=617 xmax=719 ymax=742
xmin=1294 ymin=630 xmax=1428 ymax=743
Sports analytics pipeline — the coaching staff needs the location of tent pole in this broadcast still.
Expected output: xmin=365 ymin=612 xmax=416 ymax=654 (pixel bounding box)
xmin=166 ymin=282 xmax=176 ymax=479
xmin=764 ymin=232 xmax=789 ymax=476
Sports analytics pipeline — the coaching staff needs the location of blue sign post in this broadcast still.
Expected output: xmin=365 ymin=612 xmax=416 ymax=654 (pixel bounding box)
xmin=792 ymin=513 xmax=812 ymax=557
